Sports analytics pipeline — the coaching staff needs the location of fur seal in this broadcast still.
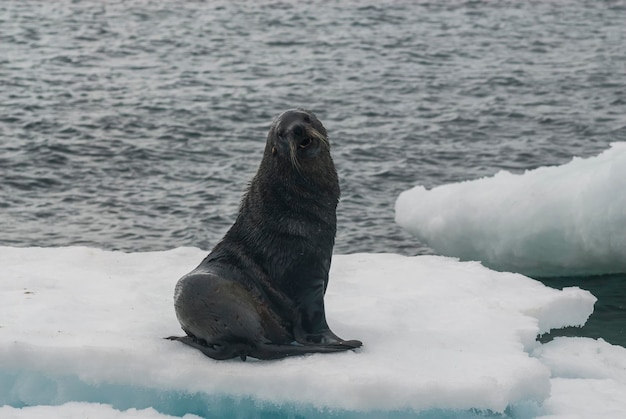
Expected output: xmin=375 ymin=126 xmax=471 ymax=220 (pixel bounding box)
xmin=168 ymin=109 xmax=362 ymax=361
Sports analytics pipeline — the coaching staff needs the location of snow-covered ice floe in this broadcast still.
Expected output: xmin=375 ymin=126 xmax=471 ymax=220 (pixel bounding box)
xmin=2 ymin=247 xmax=625 ymax=418
xmin=395 ymin=142 xmax=626 ymax=277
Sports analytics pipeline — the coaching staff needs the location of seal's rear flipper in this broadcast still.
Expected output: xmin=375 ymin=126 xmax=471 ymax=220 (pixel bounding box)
xmin=165 ymin=335 xmax=251 ymax=361
xmin=167 ymin=335 xmax=360 ymax=361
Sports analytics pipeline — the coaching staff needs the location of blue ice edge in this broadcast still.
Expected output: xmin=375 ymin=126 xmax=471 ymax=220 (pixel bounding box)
xmin=0 ymin=369 xmax=540 ymax=419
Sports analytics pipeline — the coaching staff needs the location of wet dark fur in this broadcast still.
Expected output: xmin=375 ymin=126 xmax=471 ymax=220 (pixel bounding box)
xmin=168 ymin=109 xmax=362 ymax=360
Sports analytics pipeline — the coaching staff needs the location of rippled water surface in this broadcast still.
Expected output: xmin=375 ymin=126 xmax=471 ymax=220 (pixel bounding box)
xmin=2 ymin=0 xmax=625 ymax=345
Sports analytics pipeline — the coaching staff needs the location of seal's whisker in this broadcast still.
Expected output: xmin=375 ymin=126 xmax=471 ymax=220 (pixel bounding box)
xmin=290 ymin=142 xmax=303 ymax=175
xmin=308 ymin=128 xmax=329 ymax=149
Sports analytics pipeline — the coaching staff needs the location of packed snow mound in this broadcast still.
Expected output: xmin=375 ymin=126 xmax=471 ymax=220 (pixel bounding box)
xmin=395 ymin=142 xmax=626 ymax=277
xmin=0 ymin=247 xmax=598 ymax=418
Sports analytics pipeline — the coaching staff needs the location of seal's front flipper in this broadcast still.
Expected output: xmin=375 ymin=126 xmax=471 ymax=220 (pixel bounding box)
xmin=336 ymin=339 xmax=362 ymax=349
xmin=295 ymin=327 xmax=363 ymax=348
xmin=250 ymin=342 xmax=358 ymax=360
xmin=293 ymin=281 xmax=362 ymax=349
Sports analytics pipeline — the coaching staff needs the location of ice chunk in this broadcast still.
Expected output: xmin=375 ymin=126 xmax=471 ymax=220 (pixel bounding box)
xmin=534 ymin=338 xmax=626 ymax=418
xmin=395 ymin=142 xmax=626 ymax=277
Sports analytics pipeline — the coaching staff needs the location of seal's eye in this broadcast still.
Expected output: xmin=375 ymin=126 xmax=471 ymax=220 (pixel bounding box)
xmin=299 ymin=137 xmax=312 ymax=149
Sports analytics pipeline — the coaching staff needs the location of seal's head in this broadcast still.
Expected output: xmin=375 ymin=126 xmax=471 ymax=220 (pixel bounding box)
xmin=265 ymin=108 xmax=331 ymax=174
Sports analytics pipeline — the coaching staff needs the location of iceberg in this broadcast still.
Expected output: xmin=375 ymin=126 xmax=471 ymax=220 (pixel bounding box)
xmin=3 ymin=246 xmax=624 ymax=418
xmin=395 ymin=142 xmax=626 ymax=277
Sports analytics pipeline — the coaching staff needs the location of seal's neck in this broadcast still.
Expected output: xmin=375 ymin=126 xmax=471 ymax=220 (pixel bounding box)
xmin=260 ymin=147 xmax=340 ymax=203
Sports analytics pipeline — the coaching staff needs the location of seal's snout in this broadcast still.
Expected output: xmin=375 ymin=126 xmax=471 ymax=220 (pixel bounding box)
xmin=289 ymin=123 xmax=312 ymax=149
xmin=291 ymin=123 xmax=306 ymax=140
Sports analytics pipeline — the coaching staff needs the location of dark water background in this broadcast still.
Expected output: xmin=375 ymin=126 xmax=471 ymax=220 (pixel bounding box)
xmin=1 ymin=1 xmax=625 ymax=345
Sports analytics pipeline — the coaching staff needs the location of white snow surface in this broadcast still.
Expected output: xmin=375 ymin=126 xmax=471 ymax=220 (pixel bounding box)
xmin=0 ymin=246 xmax=623 ymax=418
xmin=395 ymin=142 xmax=626 ymax=277
xmin=0 ymin=403 xmax=202 ymax=419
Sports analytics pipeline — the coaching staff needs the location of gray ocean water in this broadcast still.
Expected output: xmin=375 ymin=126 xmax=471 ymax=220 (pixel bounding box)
xmin=1 ymin=0 xmax=625 ymax=344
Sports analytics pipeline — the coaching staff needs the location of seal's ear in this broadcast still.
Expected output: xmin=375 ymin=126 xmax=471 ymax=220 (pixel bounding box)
xmin=272 ymin=146 xmax=277 ymax=156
